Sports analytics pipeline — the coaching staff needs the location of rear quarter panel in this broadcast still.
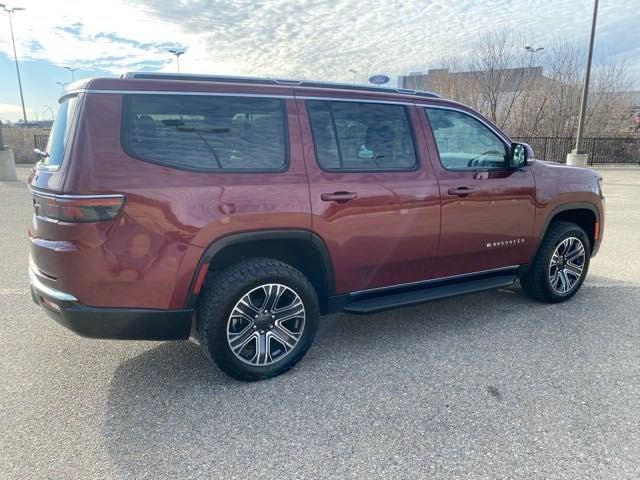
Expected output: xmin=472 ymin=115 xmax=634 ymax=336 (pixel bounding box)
xmin=51 ymin=90 xmax=310 ymax=309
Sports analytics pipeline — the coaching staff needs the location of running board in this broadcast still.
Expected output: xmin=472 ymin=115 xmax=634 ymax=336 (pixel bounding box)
xmin=343 ymin=274 xmax=517 ymax=314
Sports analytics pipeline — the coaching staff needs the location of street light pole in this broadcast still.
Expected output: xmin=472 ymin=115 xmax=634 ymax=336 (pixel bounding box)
xmin=65 ymin=66 xmax=78 ymax=82
xmin=169 ymin=49 xmax=185 ymax=73
xmin=574 ymin=0 xmax=599 ymax=155
xmin=1 ymin=4 xmax=28 ymax=125
xmin=56 ymin=82 xmax=69 ymax=94
xmin=349 ymin=69 xmax=357 ymax=84
xmin=43 ymin=105 xmax=54 ymax=122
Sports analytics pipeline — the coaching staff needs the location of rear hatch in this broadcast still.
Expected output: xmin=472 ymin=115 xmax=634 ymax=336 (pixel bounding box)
xmin=28 ymin=93 xmax=125 ymax=290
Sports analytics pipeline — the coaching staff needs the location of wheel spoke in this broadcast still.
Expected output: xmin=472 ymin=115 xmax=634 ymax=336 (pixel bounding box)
xmin=229 ymin=327 xmax=257 ymax=356
xmin=566 ymin=244 xmax=585 ymax=262
xmin=565 ymin=263 xmax=583 ymax=278
xmin=271 ymin=324 xmax=300 ymax=351
xmin=236 ymin=298 xmax=260 ymax=319
xmin=259 ymin=284 xmax=283 ymax=312
xmin=255 ymin=332 xmax=270 ymax=365
xmin=560 ymin=269 xmax=572 ymax=292
xmin=273 ymin=298 xmax=304 ymax=322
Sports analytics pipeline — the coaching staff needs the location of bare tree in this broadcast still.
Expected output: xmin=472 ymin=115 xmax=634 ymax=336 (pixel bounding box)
xmin=414 ymin=28 xmax=636 ymax=139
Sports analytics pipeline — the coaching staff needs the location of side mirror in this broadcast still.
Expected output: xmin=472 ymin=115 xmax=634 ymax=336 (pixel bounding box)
xmin=510 ymin=143 xmax=528 ymax=168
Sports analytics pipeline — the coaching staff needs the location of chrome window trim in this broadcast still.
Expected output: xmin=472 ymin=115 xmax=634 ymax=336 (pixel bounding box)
xmin=350 ymin=265 xmax=519 ymax=296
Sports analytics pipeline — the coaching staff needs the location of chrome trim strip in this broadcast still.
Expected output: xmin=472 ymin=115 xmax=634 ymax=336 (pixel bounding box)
xmin=423 ymin=104 xmax=511 ymax=145
xmin=350 ymin=265 xmax=519 ymax=296
xmin=64 ymin=89 xmax=294 ymax=100
xmin=28 ymin=186 xmax=125 ymax=200
xmin=29 ymin=268 xmax=78 ymax=302
xmin=297 ymin=95 xmax=413 ymax=106
xmin=62 ymin=89 xmax=428 ymax=106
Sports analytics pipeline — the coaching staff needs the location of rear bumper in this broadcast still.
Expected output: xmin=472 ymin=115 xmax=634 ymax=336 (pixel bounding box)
xmin=29 ymin=268 xmax=193 ymax=340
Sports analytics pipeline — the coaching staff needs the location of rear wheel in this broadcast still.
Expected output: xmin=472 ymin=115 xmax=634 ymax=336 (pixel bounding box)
xmin=521 ymin=221 xmax=591 ymax=303
xmin=197 ymin=258 xmax=319 ymax=381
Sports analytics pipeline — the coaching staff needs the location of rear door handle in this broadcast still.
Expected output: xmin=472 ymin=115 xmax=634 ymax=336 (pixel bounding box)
xmin=321 ymin=192 xmax=358 ymax=203
xmin=447 ymin=187 xmax=475 ymax=197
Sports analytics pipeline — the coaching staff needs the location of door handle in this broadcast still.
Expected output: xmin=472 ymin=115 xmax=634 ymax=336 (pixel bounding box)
xmin=447 ymin=187 xmax=475 ymax=197
xmin=321 ymin=191 xmax=358 ymax=203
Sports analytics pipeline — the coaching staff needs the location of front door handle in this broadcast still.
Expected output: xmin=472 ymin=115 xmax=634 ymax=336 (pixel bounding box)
xmin=447 ymin=187 xmax=475 ymax=197
xmin=321 ymin=192 xmax=358 ymax=203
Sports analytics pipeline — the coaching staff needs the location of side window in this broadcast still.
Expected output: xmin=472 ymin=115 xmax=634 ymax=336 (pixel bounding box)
xmin=122 ymin=94 xmax=287 ymax=171
xmin=425 ymin=108 xmax=508 ymax=170
xmin=307 ymin=100 xmax=417 ymax=171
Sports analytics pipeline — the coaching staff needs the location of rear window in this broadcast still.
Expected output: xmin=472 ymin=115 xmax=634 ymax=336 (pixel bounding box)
xmin=43 ymin=96 xmax=78 ymax=168
xmin=122 ymin=94 xmax=288 ymax=172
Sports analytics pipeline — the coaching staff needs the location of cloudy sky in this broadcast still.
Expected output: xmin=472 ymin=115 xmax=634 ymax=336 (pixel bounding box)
xmin=0 ymin=0 xmax=638 ymax=121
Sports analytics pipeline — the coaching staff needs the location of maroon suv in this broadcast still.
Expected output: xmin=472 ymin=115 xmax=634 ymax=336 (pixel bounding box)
xmin=28 ymin=73 xmax=605 ymax=380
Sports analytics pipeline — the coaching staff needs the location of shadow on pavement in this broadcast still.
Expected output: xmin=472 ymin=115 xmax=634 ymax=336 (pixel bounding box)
xmin=101 ymin=275 xmax=637 ymax=477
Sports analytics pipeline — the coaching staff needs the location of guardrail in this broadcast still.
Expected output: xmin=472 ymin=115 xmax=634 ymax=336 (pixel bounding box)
xmin=513 ymin=137 xmax=640 ymax=165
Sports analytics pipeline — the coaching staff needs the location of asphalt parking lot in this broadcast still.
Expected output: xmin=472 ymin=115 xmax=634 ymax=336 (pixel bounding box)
xmin=1 ymin=166 xmax=639 ymax=479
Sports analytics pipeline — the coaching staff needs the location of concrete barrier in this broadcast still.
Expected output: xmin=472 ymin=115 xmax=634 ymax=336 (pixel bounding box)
xmin=0 ymin=150 xmax=18 ymax=181
xmin=566 ymin=152 xmax=589 ymax=167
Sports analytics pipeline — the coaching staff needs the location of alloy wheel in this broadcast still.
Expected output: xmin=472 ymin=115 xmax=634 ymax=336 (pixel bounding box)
xmin=226 ymin=283 xmax=305 ymax=366
xmin=548 ymin=236 xmax=586 ymax=294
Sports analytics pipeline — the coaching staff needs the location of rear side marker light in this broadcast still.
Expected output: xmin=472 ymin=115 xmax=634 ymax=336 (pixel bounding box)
xmin=41 ymin=297 xmax=61 ymax=311
xmin=31 ymin=191 xmax=125 ymax=223
xmin=594 ymin=222 xmax=599 ymax=241
xmin=192 ymin=263 xmax=210 ymax=295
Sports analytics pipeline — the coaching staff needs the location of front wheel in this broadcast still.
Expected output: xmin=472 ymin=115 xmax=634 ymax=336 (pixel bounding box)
xmin=521 ymin=221 xmax=591 ymax=303
xmin=197 ymin=258 xmax=319 ymax=381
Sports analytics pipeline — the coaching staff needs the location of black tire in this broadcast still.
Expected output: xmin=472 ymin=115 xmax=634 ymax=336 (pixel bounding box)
xmin=520 ymin=221 xmax=591 ymax=303
xmin=197 ymin=258 xmax=319 ymax=381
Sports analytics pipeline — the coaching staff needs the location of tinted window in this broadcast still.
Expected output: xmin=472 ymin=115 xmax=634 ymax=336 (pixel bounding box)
xmin=123 ymin=95 xmax=287 ymax=171
xmin=43 ymin=96 xmax=78 ymax=168
xmin=425 ymin=108 xmax=507 ymax=170
xmin=307 ymin=100 xmax=417 ymax=171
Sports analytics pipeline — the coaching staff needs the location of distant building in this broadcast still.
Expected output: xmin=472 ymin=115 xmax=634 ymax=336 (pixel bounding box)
xmin=399 ymin=66 xmax=547 ymax=93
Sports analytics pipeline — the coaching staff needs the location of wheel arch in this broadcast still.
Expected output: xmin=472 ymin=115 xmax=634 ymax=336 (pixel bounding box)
xmin=532 ymin=202 xmax=600 ymax=263
xmin=186 ymin=230 xmax=335 ymax=314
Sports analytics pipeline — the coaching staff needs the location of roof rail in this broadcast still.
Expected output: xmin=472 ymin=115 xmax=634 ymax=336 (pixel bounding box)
xmin=123 ymin=72 xmax=441 ymax=99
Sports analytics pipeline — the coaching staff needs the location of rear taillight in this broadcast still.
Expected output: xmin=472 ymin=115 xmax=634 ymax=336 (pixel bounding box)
xmin=32 ymin=191 xmax=125 ymax=223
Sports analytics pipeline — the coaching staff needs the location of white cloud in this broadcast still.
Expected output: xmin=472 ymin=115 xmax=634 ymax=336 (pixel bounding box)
xmin=0 ymin=0 xmax=638 ymax=84
xmin=0 ymin=102 xmax=35 ymax=122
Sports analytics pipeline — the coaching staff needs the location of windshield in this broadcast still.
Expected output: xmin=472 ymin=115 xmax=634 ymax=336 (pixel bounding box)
xmin=42 ymin=96 xmax=78 ymax=168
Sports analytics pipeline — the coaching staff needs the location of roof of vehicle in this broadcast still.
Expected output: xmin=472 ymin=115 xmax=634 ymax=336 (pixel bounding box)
xmin=123 ymin=72 xmax=442 ymax=99
xmin=62 ymin=72 xmax=448 ymax=104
